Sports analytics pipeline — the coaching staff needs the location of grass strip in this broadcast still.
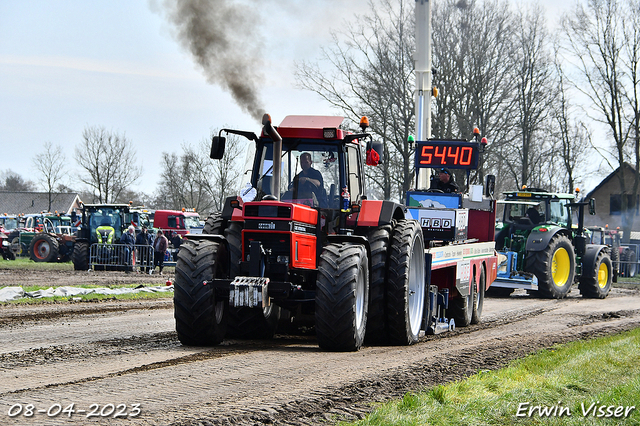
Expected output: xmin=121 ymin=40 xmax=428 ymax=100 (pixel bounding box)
xmin=345 ymin=327 xmax=640 ymax=425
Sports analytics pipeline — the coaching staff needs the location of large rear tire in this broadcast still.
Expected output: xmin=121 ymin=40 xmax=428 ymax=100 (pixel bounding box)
xmin=579 ymin=251 xmax=612 ymax=299
xmin=224 ymin=221 xmax=281 ymax=340
xmin=526 ymin=234 xmax=575 ymax=299
xmin=362 ymin=224 xmax=392 ymax=345
xmin=71 ymin=241 xmax=89 ymax=270
xmin=386 ymin=220 xmax=425 ymax=345
xmin=471 ymin=267 xmax=486 ymax=324
xmin=29 ymin=234 xmax=60 ymax=262
xmin=203 ymin=214 xmax=225 ymax=235
xmin=174 ymin=239 xmax=228 ymax=346
xmin=315 ymin=243 xmax=369 ymax=351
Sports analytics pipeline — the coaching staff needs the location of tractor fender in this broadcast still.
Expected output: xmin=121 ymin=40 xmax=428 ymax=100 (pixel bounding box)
xmin=326 ymin=234 xmax=372 ymax=266
xmin=356 ymin=200 xmax=405 ymax=227
xmin=525 ymin=227 xmax=570 ymax=252
xmin=183 ymin=233 xmax=229 ymax=254
xmin=581 ymin=244 xmax=610 ymax=277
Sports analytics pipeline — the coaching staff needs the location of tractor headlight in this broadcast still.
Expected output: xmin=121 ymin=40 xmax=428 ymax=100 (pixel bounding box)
xmin=277 ymin=255 xmax=289 ymax=264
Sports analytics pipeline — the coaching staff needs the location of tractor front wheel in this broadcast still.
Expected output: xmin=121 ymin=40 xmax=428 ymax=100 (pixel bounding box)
xmin=526 ymin=234 xmax=575 ymax=299
xmin=315 ymin=243 xmax=369 ymax=351
xmin=386 ymin=219 xmax=426 ymax=345
xmin=72 ymin=241 xmax=89 ymax=270
xmin=174 ymin=239 xmax=228 ymax=346
xmin=579 ymin=251 xmax=612 ymax=299
xmin=29 ymin=234 xmax=59 ymax=263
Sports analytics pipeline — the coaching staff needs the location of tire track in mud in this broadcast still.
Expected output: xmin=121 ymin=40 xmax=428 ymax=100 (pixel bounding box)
xmin=0 ymin=288 xmax=638 ymax=425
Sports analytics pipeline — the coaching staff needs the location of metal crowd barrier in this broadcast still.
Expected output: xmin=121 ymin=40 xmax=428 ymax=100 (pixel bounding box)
xmin=90 ymin=244 xmax=154 ymax=271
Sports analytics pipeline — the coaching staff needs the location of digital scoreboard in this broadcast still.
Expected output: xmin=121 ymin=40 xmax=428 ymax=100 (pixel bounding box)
xmin=415 ymin=140 xmax=480 ymax=169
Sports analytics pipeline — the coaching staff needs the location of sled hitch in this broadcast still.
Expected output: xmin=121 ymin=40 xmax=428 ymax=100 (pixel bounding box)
xmin=229 ymin=276 xmax=271 ymax=308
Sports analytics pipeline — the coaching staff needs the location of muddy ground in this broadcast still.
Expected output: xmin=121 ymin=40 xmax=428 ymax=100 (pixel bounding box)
xmin=0 ymin=267 xmax=172 ymax=288
xmin=0 ymin=269 xmax=639 ymax=425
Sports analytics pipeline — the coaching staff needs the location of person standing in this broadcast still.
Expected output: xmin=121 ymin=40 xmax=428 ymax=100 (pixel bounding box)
xmin=153 ymin=229 xmax=169 ymax=275
xmin=135 ymin=226 xmax=153 ymax=273
xmin=120 ymin=225 xmax=136 ymax=272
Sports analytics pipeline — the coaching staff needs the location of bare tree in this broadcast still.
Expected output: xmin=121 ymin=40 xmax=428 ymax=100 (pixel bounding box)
xmin=508 ymin=5 xmax=556 ymax=188
xmin=296 ymin=0 xmax=414 ymax=200
xmin=561 ymin=0 xmax=640 ymax=241
xmin=203 ymin=132 xmax=244 ymax=213
xmin=74 ymin=126 xmax=143 ymax=203
xmin=156 ymin=132 xmax=244 ymax=215
xmin=32 ymin=141 xmax=66 ymax=212
xmin=0 ymin=170 xmax=36 ymax=192
xmin=431 ymin=0 xmax=519 ymax=190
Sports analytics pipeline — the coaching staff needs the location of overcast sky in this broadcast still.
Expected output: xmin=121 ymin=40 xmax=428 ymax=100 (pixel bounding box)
xmin=0 ymin=0 xmax=581 ymax=198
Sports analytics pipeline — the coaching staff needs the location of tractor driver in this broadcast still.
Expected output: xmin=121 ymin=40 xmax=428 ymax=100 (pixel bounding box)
xmin=290 ymin=152 xmax=327 ymax=207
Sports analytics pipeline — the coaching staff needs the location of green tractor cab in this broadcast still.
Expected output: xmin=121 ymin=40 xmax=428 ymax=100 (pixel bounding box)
xmin=492 ymin=188 xmax=613 ymax=299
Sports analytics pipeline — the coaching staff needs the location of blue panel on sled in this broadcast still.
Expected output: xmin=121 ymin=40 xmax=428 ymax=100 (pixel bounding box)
xmin=406 ymin=191 xmax=462 ymax=209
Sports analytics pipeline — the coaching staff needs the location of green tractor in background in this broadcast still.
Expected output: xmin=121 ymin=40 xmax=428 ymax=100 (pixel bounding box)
xmin=492 ymin=188 xmax=613 ymax=299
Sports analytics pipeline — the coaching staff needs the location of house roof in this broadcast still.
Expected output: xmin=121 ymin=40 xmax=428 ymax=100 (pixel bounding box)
xmin=0 ymin=192 xmax=81 ymax=215
xmin=585 ymin=163 xmax=637 ymax=199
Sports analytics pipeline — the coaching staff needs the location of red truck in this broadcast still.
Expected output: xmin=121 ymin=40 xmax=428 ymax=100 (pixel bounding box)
xmin=152 ymin=209 xmax=203 ymax=236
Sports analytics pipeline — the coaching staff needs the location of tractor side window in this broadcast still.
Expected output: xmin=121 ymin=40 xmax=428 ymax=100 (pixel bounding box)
xmin=346 ymin=145 xmax=362 ymax=201
xmin=256 ymin=145 xmax=274 ymax=197
xmin=168 ymin=216 xmax=177 ymax=228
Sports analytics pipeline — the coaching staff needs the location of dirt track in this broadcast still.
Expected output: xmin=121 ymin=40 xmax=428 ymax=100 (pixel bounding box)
xmin=0 ymin=269 xmax=639 ymax=425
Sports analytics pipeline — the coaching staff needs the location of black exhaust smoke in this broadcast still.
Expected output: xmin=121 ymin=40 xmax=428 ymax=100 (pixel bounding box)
xmin=162 ymin=0 xmax=265 ymax=121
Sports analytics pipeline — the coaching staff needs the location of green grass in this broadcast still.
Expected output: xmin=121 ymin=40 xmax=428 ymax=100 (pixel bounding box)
xmin=0 ymin=258 xmax=174 ymax=304
xmin=0 ymin=257 xmax=75 ymax=270
xmin=344 ymin=328 xmax=640 ymax=426
xmin=0 ymin=256 xmax=175 ymax=273
xmin=3 ymin=290 xmax=173 ymax=304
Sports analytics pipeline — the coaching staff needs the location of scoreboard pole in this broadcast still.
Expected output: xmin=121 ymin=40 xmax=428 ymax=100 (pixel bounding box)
xmin=415 ymin=0 xmax=432 ymax=190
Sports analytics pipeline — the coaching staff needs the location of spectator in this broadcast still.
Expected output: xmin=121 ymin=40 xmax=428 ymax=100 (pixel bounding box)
xmin=120 ymin=225 xmax=136 ymax=272
xmin=433 ymin=168 xmax=459 ymax=193
xmin=135 ymin=226 xmax=153 ymax=273
xmin=169 ymin=231 xmax=182 ymax=261
xmin=153 ymin=229 xmax=169 ymax=275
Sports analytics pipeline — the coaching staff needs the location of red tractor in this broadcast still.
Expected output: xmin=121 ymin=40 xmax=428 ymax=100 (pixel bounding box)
xmin=174 ymin=114 xmax=431 ymax=351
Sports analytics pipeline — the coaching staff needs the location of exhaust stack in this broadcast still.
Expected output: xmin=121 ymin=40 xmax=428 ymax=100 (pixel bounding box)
xmin=262 ymin=114 xmax=282 ymax=200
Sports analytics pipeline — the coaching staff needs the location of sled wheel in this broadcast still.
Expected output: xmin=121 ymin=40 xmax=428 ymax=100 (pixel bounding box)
xmin=471 ymin=267 xmax=486 ymax=324
xmin=450 ymin=277 xmax=473 ymax=327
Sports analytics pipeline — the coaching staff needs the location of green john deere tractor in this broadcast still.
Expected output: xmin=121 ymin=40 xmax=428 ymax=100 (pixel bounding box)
xmin=492 ymin=188 xmax=613 ymax=299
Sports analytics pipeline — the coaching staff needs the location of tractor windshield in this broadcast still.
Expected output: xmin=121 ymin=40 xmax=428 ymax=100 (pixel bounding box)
xmin=0 ymin=218 xmax=18 ymax=231
xmin=501 ymin=200 xmax=546 ymax=225
xmin=255 ymin=142 xmax=340 ymax=209
xmin=89 ymin=207 xmax=124 ymax=244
